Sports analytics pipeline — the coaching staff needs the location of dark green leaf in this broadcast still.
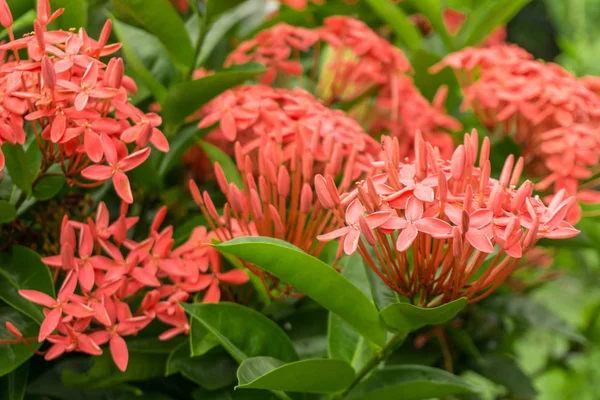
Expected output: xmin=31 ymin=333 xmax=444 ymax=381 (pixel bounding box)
xmin=0 ymin=200 xmax=16 ymax=224
xmin=199 ymin=139 xmax=243 ymax=188
xmin=190 ymin=318 xmax=221 ymax=357
xmin=472 ymin=354 xmax=536 ymax=400
xmin=61 ymin=352 xmax=167 ymax=389
xmin=412 ymin=48 xmax=461 ymax=111
xmin=0 ymin=307 xmax=40 ymax=377
xmin=206 ymin=0 xmax=242 ymax=24
xmin=0 ymin=246 xmax=55 ymax=324
xmin=237 ymin=357 xmax=355 ymax=393
xmin=485 ymin=295 xmax=586 ymax=344
xmin=166 ymin=341 xmax=237 ymax=390
xmin=214 ymin=237 xmax=387 ymax=347
xmin=125 ymin=336 xmax=186 ymax=354
xmin=110 ymin=17 xmax=169 ymax=103
xmin=181 ymin=302 xmax=298 ymax=363
xmin=158 ymin=126 xmax=212 ymax=177
xmin=32 ymin=175 xmax=66 ymax=201
xmin=349 ymin=365 xmax=479 ymax=399
xmin=364 ymin=0 xmax=422 ymax=52
xmin=380 ymin=298 xmax=467 ymax=334
xmin=49 ymin=0 xmax=87 ymax=31
xmin=2 ymin=143 xmax=32 ymax=196
xmin=0 ymin=361 xmax=28 ymax=400
xmin=25 ymin=142 xmax=42 ymax=177
xmin=111 ymin=0 xmax=194 ymax=69
xmin=162 ymin=63 xmax=266 ymax=131
xmin=457 ymin=0 xmax=532 ymax=47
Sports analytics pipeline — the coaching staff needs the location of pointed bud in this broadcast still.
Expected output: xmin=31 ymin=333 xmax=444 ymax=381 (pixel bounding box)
xmin=479 ymin=137 xmax=490 ymax=168
xmin=37 ymin=0 xmax=51 ymax=25
xmin=202 ymin=191 xmax=220 ymax=221
xmin=359 ymin=215 xmax=376 ymax=246
xmin=453 ymin=227 xmax=463 ymax=257
xmin=250 ymin=189 xmax=263 ymax=220
xmin=107 ymin=58 xmax=124 ymax=88
xmin=277 ymin=166 xmax=290 ymax=198
xmin=300 ymin=184 xmax=313 ymax=213
xmin=438 ymin=170 xmax=447 ymax=204
xmin=151 ymin=206 xmax=167 ymax=233
xmin=5 ymin=321 xmax=22 ymax=339
xmin=42 ymin=56 xmax=55 ymax=89
xmin=99 ymin=19 xmax=112 ymax=48
xmin=214 ymin=162 xmax=229 ymax=195
xmin=510 ymin=157 xmax=524 ymax=187
xmin=315 ymin=174 xmax=334 ymax=209
xmin=499 ymin=154 xmax=514 ymax=186
xmin=268 ymin=205 xmax=285 ymax=236
xmin=511 ymin=180 xmax=533 ymax=212
xmin=189 ymin=180 xmax=203 ymax=207
xmin=0 ymin=0 xmax=13 ymax=29
xmin=34 ymin=19 xmax=45 ymax=54
xmin=451 ymin=145 xmax=465 ymax=181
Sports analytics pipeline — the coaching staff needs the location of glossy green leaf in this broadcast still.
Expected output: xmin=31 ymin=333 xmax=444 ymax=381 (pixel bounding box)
xmin=0 ymin=200 xmax=16 ymax=224
xmin=190 ymin=318 xmax=221 ymax=357
xmin=166 ymin=341 xmax=237 ymax=390
xmin=219 ymin=251 xmax=271 ymax=308
xmin=380 ymin=298 xmax=467 ymax=334
xmin=158 ymin=126 xmax=212 ymax=177
xmin=237 ymin=357 xmax=355 ymax=393
xmin=181 ymin=302 xmax=298 ymax=363
xmin=2 ymin=143 xmax=32 ymax=196
xmin=364 ymin=0 xmax=422 ymax=52
xmin=349 ymin=365 xmax=479 ymax=399
xmin=328 ymin=254 xmax=374 ymax=369
xmin=199 ymin=140 xmax=243 ymax=188
xmin=0 ymin=307 xmax=40 ymax=377
xmin=457 ymin=0 xmax=532 ymax=47
xmin=0 ymin=361 xmax=28 ymax=400
xmin=32 ymin=175 xmax=65 ymax=201
xmin=61 ymin=352 xmax=167 ymax=389
xmin=472 ymin=354 xmax=536 ymax=399
xmin=111 ymin=0 xmax=194 ymax=69
xmin=214 ymin=237 xmax=387 ymax=347
xmin=49 ymin=0 xmax=87 ymax=31
xmin=0 ymin=246 xmax=55 ymax=324
xmin=25 ymin=142 xmax=42 ymax=177
xmin=110 ymin=17 xmax=169 ymax=103
xmin=162 ymin=63 xmax=266 ymax=130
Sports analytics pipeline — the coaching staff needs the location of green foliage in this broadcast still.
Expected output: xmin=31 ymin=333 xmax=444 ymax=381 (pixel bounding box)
xmin=380 ymin=298 xmax=468 ymax=334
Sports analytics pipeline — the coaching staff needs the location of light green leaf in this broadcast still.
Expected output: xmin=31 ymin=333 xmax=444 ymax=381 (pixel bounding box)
xmin=162 ymin=63 xmax=266 ymax=131
xmin=364 ymin=0 xmax=422 ymax=52
xmin=111 ymin=0 xmax=194 ymax=69
xmin=214 ymin=237 xmax=387 ymax=347
xmin=349 ymin=365 xmax=479 ymax=399
xmin=237 ymin=357 xmax=355 ymax=393
xmin=181 ymin=302 xmax=298 ymax=363
xmin=380 ymin=298 xmax=467 ymax=334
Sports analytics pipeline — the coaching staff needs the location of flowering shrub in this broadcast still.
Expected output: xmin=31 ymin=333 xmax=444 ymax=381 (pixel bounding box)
xmin=0 ymin=1 xmax=599 ymax=399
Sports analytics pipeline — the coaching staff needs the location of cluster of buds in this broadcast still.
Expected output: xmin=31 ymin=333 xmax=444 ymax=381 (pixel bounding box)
xmin=12 ymin=202 xmax=248 ymax=371
xmin=221 ymin=16 xmax=459 ymax=161
xmin=0 ymin=0 xmax=167 ymax=203
xmin=316 ymin=130 xmax=579 ymax=306
xmin=191 ymin=85 xmax=378 ymax=296
xmin=433 ymin=45 xmax=600 ymax=221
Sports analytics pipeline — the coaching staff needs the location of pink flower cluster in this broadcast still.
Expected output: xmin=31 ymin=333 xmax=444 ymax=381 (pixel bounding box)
xmin=433 ymin=45 xmax=600 ymax=221
xmin=0 ymin=0 xmax=167 ymax=203
xmin=316 ymin=130 xmax=579 ymax=305
xmin=221 ymin=16 xmax=459 ymax=160
xmin=16 ymin=202 xmax=248 ymax=371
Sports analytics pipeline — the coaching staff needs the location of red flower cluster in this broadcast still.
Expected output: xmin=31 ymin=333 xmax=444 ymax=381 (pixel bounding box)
xmin=316 ymin=130 xmax=579 ymax=305
xmin=0 ymin=0 xmax=167 ymax=203
xmin=16 ymin=202 xmax=248 ymax=371
xmin=222 ymin=16 xmax=459 ymax=160
xmin=434 ymin=45 xmax=600 ymax=221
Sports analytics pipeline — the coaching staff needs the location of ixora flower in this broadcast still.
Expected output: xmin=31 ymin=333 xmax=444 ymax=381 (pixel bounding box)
xmin=433 ymin=45 xmax=600 ymax=222
xmin=13 ymin=202 xmax=248 ymax=371
xmin=220 ymin=16 xmax=459 ymax=162
xmin=0 ymin=0 xmax=167 ymax=202
xmin=316 ymin=130 xmax=579 ymax=306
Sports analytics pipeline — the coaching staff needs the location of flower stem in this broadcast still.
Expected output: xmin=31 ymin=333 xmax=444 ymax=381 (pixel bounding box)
xmin=340 ymin=333 xmax=406 ymax=399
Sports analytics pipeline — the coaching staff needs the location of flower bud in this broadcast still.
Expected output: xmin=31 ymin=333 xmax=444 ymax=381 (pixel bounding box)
xmin=0 ymin=0 xmax=13 ymax=29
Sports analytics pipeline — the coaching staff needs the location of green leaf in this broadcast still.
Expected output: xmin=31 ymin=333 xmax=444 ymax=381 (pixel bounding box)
xmin=25 ymin=142 xmax=42 ymax=177
xmin=110 ymin=17 xmax=169 ymax=103
xmin=214 ymin=237 xmax=387 ymax=347
xmin=349 ymin=365 xmax=479 ymax=399
xmin=181 ymin=302 xmax=298 ymax=363
xmin=237 ymin=357 xmax=355 ymax=393
xmin=471 ymin=354 xmax=536 ymax=400
xmin=61 ymin=352 xmax=167 ymax=389
xmin=190 ymin=318 xmax=221 ymax=357
xmin=380 ymin=298 xmax=467 ymax=334
xmin=199 ymin=139 xmax=243 ymax=188
xmin=162 ymin=63 xmax=266 ymax=131
xmin=197 ymin=0 xmax=262 ymax=66
xmin=111 ymin=0 xmax=194 ymax=69
xmin=0 ymin=200 xmax=16 ymax=224
xmin=412 ymin=48 xmax=461 ymax=111
xmin=166 ymin=341 xmax=238 ymax=390
xmin=32 ymin=175 xmax=66 ymax=201
xmin=49 ymin=0 xmax=87 ymax=31
xmin=364 ymin=0 xmax=422 ymax=52
xmin=328 ymin=254 xmax=374 ymax=369
xmin=457 ymin=0 xmax=532 ymax=47
xmin=2 ymin=143 xmax=32 ymax=196
xmin=0 ymin=307 xmax=41 ymax=377
xmin=126 ymin=336 xmax=185 ymax=355
xmin=158 ymin=126 xmax=212 ymax=177
xmin=484 ymin=295 xmax=586 ymax=344
xmin=0 ymin=246 xmax=55 ymax=324
xmin=0 ymin=361 xmax=28 ymax=400
xmin=206 ymin=0 xmax=242 ymax=25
